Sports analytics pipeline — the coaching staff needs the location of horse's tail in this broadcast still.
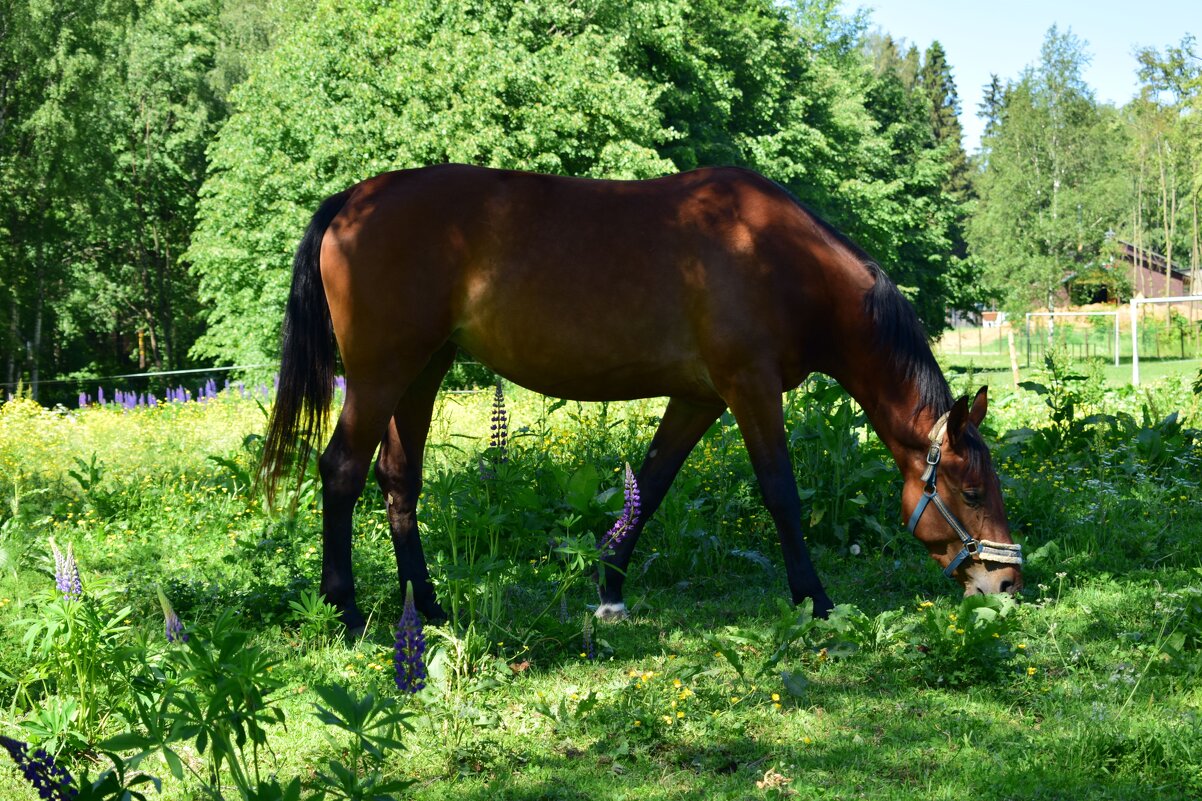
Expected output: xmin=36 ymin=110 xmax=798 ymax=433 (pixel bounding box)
xmin=260 ymin=189 xmax=352 ymax=506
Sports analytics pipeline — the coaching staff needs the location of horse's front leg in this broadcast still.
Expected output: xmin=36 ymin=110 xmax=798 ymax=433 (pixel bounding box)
xmin=597 ymin=396 xmax=724 ymax=619
xmin=721 ymin=371 xmax=833 ymax=617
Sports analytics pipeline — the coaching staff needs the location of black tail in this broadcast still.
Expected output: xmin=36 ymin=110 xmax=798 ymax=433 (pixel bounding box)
xmin=260 ymin=190 xmax=352 ymax=505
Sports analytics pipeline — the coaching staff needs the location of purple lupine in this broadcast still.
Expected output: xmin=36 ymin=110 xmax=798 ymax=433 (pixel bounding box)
xmin=51 ymin=541 xmax=82 ymax=601
xmin=600 ymin=463 xmax=641 ymax=553
xmin=0 ymin=735 xmax=76 ymax=800
xmin=77 ymin=392 xmax=88 ymax=409
xmin=157 ymin=588 xmax=187 ymax=643
xmin=394 ymin=582 xmax=427 ymax=694
xmin=489 ymin=383 xmax=508 ymax=461
xmin=97 ymin=387 xmax=106 ymax=405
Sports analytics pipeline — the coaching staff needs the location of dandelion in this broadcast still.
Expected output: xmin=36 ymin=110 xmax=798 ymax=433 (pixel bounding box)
xmin=395 ymin=581 xmax=427 ymax=694
xmin=600 ymin=463 xmax=641 ymax=553
xmin=1027 ymin=666 xmax=1037 ymax=676
xmin=0 ymin=735 xmax=76 ymax=800
xmin=50 ymin=540 xmax=82 ymax=601
xmin=157 ymin=587 xmax=187 ymax=643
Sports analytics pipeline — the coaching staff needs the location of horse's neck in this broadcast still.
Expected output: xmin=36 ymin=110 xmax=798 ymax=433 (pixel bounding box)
xmin=829 ymin=344 xmax=943 ymax=479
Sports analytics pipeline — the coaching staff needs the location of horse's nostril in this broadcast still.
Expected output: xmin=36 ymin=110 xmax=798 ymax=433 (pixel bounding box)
xmin=1000 ymin=579 xmax=1015 ymax=593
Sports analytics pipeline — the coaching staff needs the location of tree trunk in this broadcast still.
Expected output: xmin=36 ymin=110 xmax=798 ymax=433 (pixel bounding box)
xmin=1191 ymin=191 xmax=1200 ymax=295
xmin=5 ymin=290 xmax=17 ymax=391
xmin=30 ymin=265 xmax=44 ymax=401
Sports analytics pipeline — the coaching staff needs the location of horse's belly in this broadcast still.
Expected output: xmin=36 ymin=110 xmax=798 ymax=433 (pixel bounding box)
xmin=452 ymin=324 xmax=711 ymax=402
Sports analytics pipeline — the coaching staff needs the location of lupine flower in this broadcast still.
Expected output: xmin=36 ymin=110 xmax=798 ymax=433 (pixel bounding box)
xmin=97 ymin=387 xmax=106 ymax=405
xmin=394 ymin=581 xmax=427 ymax=694
xmin=489 ymin=383 xmax=508 ymax=461
xmin=50 ymin=541 xmax=82 ymax=601
xmin=77 ymin=392 xmax=88 ymax=409
xmin=157 ymin=587 xmax=187 ymax=643
xmin=0 ymin=735 xmax=76 ymax=800
xmin=600 ymin=463 xmax=641 ymax=553
xmin=582 ymin=614 xmax=595 ymax=660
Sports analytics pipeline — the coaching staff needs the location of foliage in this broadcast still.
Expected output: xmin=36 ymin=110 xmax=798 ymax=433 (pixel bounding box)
xmin=3 ymin=339 xmax=1202 ymax=798
xmin=970 ymin=26 xmax=1129 ymax=315
xmin=0 ymin=0 xmax=297 ymax=393
xmin=785 ymin=377 xmax=893 ymax=550
xmin=905 ymin=594 xmax=1021 ymax=685
xmin=187 ymin=0 xmax=965 ymax=365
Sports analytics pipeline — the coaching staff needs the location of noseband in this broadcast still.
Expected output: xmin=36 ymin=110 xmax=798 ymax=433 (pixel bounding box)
xmin=905 ymin=411 xmax=1023 ymax=579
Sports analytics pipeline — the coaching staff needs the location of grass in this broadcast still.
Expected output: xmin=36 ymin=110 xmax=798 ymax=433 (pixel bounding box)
xmin=1 ymin=363 xmax=1201 ymax=800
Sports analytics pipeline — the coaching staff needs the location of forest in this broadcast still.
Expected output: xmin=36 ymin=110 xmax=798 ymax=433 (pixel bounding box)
xmin=2 ymin=0 xmax=1198 ymax=397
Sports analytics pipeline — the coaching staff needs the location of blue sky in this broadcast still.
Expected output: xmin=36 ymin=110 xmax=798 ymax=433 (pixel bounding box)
xmin=841 ymin=0 xmax=1198 ymax=152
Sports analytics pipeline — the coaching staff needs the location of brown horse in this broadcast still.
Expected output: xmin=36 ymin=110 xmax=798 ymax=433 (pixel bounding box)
xmin=261 ymin=164 xmax=1022 ymax=630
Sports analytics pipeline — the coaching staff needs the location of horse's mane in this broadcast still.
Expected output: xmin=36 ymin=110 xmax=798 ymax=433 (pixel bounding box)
xmin=778 ymin=185 xmax=952 ymax=417
xmin=859 ymin=261 xmax=953 ymax=417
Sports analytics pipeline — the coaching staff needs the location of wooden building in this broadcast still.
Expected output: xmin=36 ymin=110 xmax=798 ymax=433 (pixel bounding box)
xmin=1113 ymin=240 xmax=1192 ymax=298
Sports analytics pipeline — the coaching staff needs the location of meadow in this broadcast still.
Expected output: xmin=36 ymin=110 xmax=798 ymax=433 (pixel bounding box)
xmin=1 ymin=351 xmax=1201 ymax=800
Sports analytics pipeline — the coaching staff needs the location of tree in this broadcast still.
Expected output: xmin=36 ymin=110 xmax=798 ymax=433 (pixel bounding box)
xmin=189 ymin=0 xmax=965 ymax=365
xmin=0 ymin=0 xmax=131 ymax=396
xmin=969 ymin=26 xmax=1124 ymax=315
xmin=920 ymin=41 xmax=969 ymax=202
xmin=1134 ymin=35 xmax=1201 ymax=294
xmin=0 ymin=0 xmax=291 ymax=395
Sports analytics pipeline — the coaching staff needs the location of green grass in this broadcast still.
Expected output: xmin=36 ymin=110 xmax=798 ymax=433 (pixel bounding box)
xmin=1 ymin=377 xmax=1201 ymax=800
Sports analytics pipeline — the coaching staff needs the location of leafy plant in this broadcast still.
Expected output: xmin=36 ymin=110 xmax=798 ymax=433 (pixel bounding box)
xmin=17 ymin=572 xmax=134 ymax=745
xmin=310 ymin=684 xmax=415 ymax=801
xmin=786 ymin=378 xmax=893 ymax=548
xmin=287 ymin=589 xmax=341 ymax=649
xmin=905 ymin=594 xmax=1021 ymax=685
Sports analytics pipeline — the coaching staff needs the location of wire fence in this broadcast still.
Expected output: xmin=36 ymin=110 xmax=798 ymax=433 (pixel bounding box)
xmin=938 ymin=300 xmax=1202 ymax=372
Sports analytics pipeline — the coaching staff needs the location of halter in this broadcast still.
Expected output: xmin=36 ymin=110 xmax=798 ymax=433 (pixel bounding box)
xmin=905 ymin=411 xmax=1023 ymax=579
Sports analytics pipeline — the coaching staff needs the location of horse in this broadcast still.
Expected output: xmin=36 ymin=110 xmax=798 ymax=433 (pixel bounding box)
xmin=260 ymin=163 xmax=1023 ymax=630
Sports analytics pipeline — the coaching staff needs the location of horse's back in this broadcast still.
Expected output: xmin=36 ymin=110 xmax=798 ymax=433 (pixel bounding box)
xmin=321 ymin=165 xmax=860 ymax=400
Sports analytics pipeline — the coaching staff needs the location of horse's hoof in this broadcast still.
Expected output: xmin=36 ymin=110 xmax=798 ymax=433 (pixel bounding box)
xmin=420 ymin=603 xmax=448 ymax=626
xmin=594 ymin=601 xmax=629 ymax=621
xmin=340 ymin=606 xmax=367 ymax=637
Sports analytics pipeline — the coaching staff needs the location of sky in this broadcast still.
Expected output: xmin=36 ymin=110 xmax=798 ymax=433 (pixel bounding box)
xmin=841 ymin=0 xmax=1199 ymax=153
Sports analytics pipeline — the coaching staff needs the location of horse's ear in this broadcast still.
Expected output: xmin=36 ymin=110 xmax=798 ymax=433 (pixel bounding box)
xmin=947 ymin=395 xmax=970 ymax=443
xmin=969 ymin=386 xmax=988 ymax=428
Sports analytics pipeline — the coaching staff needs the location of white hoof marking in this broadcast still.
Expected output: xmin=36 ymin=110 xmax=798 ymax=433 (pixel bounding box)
xmin=594 ymin=602 xmax=629 ymax=621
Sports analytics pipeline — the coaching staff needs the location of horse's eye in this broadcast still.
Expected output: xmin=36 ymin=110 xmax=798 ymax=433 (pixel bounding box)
xmin=961 ymin=488 xmax=983 ymax=507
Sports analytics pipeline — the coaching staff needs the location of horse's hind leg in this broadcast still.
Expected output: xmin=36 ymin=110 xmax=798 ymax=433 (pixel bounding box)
xmin=597 ymin=396 xmax=724 ymax=619
xmin=375 ymin=343 xmax=457 ymax=622
xmin=320 ymin=353 xmax=441 ymax=633
xmin=720 ymin=370 xmax=834 ymax=617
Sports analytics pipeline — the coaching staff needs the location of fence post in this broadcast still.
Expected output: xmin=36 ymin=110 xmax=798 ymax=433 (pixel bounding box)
xmin=1024 ymin=313 xmax=1031 ymax=367
xmin=1130 ymin=299 xmax=1140 ymax=386
xmin=1113 ymin=311 xmax=1120 ymax=367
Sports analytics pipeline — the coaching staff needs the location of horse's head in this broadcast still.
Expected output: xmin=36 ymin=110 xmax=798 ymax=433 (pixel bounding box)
xmin=904 ymin=386 xmax=1023 ymax=597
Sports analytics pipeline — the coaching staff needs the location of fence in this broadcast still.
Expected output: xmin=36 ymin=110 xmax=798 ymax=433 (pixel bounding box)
xmin=1130 ymin=295 xmax=1202 ymax=385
